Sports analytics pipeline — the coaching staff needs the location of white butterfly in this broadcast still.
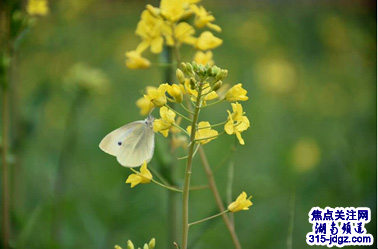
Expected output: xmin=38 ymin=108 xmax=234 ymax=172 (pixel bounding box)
xmin=99 ymin=116 xmax=155 ymax=167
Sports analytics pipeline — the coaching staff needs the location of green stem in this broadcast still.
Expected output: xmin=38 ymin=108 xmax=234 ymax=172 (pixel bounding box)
xmin=199 ymin=146 xmax=242 ymax=249
xmin=180 ymin=102 xmax=195 ymax=115
xmin=1 ymin=88 xmax=10 ymax=249
xmin=172 ymin=123 xmax=190 ymax=136
xmin=197 ymin=121 xmax=227 ymax=130
xmin=200 ymin=98 xmax=225 ymax=109
xmin=189 ymin=210 xmax=229 ymax=226
xmin=181 ymin=83 xmax=203 ymax=249
xmin=164 ymin=104 xmax=191 ymax=122
xmin=129 ymin=168 xmax=182 ymax=193
xmin=194 ymin=131 xmax=225 ymax=143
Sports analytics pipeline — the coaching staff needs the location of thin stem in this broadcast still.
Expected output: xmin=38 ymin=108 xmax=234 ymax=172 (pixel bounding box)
xmin=199 ymin=146 xmax=242 ymax=249
xmin=181 ymin=83 xmax=203 ymax=249
xmin=129 ymin=168 xmax=183 ymax=193
xmin=1 ymin=89 xmax=10 ymax=249
xmin=189 ymin=210 xmax=229 ymax=227
xmin=180 ymin=102 xmax=195 ymax=115
xmin=171 ymin=24 xmax=182 ymax=64
xmin=172 ymin=123 xmax=190 ymax=136
xmin=200 ymin=98 xmax=225 ymax=109
xmin=197 ymin=121 xmax=227 ymax=130
xmin=164 ymin=104 xmax=191 ymax=122
xmin=193 ymin=131 xmax=225 ymax=143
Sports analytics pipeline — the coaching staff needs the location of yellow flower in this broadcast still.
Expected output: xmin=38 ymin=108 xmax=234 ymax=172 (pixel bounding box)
xmin=127 ymin=240 xmax=135 ymax=249
xmin=160 ymin=0 xmax=186 ymax=22
xmin=224 ymin=102 xmax=250 ymax=145
xmin=184 ymin=81 xmax=217 ymax=104
xmin=190 ymin=5 xmax=221 ymax=32
xmin=136 ymin=95 xmax=154 ymax=116
xmin=194 ymin=51 xmax=214 ymax=66
xmin=167 ymin=84 xmax=183 ymax=103
xmin=225 ymin=83 xmax=248 ymax=102
xmin=153 ymin=106 xmax=176 ymax=137
xmin=187 ymin=121 xmax=218 ymax=144
xmin=145 ymin=84 xmax=168 ymax=107
xmin=165 ymin=22 xmax=196 ymax=46
xmin=228 ymin=192 xmax=253 ymax=212
xmin=27 ymin=0 xmax=49 ymax=16
xmin=125 ymin=51 xmax=151 ymax=69
xmin=195 ymin=31 xmax=222 ymax=50
xmin=135 ymin=10 xmax=167 ymax=54
xmin=125 ymin=162 xmax=152 ymax=188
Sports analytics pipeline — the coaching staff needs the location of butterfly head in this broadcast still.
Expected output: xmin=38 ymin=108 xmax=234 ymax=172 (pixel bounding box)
xmin=145 ymin=115 xmax=155 ymax=128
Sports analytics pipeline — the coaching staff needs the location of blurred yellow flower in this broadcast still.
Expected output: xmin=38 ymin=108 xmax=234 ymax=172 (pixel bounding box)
xmin=191 ymin=5 xmax=221 ymax=32
xmin=195 ymin=31 xmax=222 ymax=50
xmin=160 ymin=0 xmax=186 ymax=22
xmin=136 ymin=96 xmax=154 ymax=116
xmin=125 ymin=51 xmax=151 ymax=69
xmin=193 ymin=51 xmax=214 ymax=66
xmin=292 ymin=138 xmax=321 ymax=172
xmin=27 ymin=0 xmax=49 ymax=16
xmin=184 ymin=81 xmax=217 ymax=103
xmin=187 ymin=121 xmax=218 ymax=144
xmin=63 ymin=63 xmax=109 ymax=95
xmin=145 ymin=84 xmax=168 ymax=107
xmin=165 ymin=22 xmax=196 ymax=46
xmin=225 ymin=83 xmax=248 ymax=102
xmin=224 ymin=102 xmax=250 ymax=145
xmin=153 ymin=106 xmax=176 ymax=137
xmin=256 ymin=57 xmax=296 ymax=95
xmin=114 ymin=245 xmax=122 ymax=249
xmin=127 ymin=240 xmax=135 ymax=249
xmin=228 ymin=191 xmax=253 ymax=212
xmin=167 ymin=84 xmax=183 ymax=103
xmin=135 ymin=10 xmax=167 ymax=54
xmin=125 ymin=162 xmax=152 ymax=188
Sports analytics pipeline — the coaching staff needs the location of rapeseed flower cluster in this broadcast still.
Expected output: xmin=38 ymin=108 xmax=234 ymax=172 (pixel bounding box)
xmin=125 ymin=0 xmax=222 ymax=69
xmin=136 ymin=62 xmax=250 ymax=146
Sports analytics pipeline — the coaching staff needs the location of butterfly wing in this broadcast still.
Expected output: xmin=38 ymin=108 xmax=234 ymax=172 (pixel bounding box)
xmin=116 ymin=122 xmax=155 ymax=167
xmin=99 ymin=120 xmax=155 ymax=167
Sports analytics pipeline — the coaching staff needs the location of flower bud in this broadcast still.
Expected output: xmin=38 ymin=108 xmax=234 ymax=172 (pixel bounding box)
xmin=127 ymin=240 xmax=135 ymax=249
xmin=212 ymin=66 xmax=220 ymax=77
xmin=148 ymin=238 xmax=156 ymax=249
xmin=198 ymin=65 xmax=205 ymax=76
xmin=180 ymin=62 xmax=187 ymax=72
xmin=143 ymin=243 xmax=149 ymax=249
xmin=192 ymin=61 xmax=199 ymax=71
xmin=212 ymin=80 xmax=222 ymax=91
xmin=206 ymin=66 xmax=213 ymax=76
xmin=146 ymin=4 xmax=160 ymax=17
xmin=221 ymin=69 xmax=228 ymax=79
xmin=167 ymin=84 xmax=183 ymax=103
xmin=186 ymin=63 xmax=193 ymax=74
xmin=190 ymin=77 xmax=196 ymax=89
xmin=176 ymin=69 xmax=185 ymax=84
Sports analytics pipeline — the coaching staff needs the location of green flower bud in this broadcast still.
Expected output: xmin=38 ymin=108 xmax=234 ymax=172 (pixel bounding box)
xmin=212 ymin=66 xmax=220 ymax=77
xmin=190 ymin=77 xmax=196 ymax=89
xmin=180 ymin=62 xmax=187 ymax=73
xmin=206 ymin=66 xmax=213 ymax=76
xmin=176 ymin=69 xmax=185 ymax=84
xmin=148 ymin=238 xmax=156 ymax=249
xmin=212 ymin=80 xmax=222 ymax=91
xmin=143 ymin=243 xmax=149 ymax=249
xmin=186 ymin=63 xmax=193 ymax=74
xmin=192 ymin=61 xmax=199 ymax=71
xmin=127 ymin=240 xmax=135 ymax=249
xmin=198 ymin=65 xmax=205 ymax=76
xmin=221 ymin=69 xmax=228 ymax=79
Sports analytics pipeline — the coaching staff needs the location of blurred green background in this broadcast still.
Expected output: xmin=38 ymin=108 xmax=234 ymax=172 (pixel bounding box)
xmin=2 ymin=0 xmax=377 ymax=248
